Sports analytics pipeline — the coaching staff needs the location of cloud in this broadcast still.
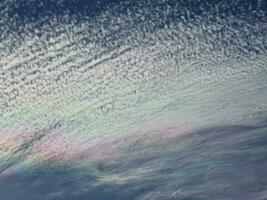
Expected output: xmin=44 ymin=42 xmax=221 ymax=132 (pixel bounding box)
xmin=1 ymin=119 xmax=267 ymax=200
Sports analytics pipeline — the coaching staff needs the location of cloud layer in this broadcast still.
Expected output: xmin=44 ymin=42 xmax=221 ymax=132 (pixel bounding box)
xmin=0 ymin=0 xmax=267 ymax=199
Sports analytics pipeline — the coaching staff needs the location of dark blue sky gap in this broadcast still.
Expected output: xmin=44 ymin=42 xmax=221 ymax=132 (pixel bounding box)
xmin=3 ymin=0 xmax=267 ymax=24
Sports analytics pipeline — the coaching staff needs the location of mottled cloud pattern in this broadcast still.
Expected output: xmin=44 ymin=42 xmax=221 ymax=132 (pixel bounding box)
xmin=0 ymin=0 xmax=267 ymax=200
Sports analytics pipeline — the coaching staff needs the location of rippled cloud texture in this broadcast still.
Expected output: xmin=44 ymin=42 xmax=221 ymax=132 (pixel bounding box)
xmin=0 ymin=0 xmax=267 ymax=199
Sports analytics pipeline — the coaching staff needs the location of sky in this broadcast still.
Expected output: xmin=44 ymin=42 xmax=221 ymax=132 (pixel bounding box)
xmin=0 ymin=0 xmax=267 ymax=199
